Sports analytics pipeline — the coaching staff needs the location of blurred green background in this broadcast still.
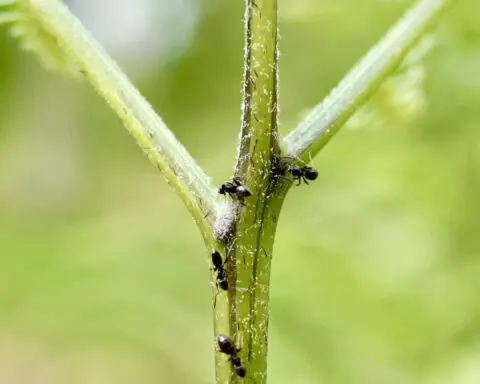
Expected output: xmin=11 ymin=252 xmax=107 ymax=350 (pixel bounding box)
xmin=1 ymin=0 xmax=480 ymax=383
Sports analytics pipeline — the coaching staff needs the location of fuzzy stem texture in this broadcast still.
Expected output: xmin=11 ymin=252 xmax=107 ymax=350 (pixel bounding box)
xmin=284 ymin=0 xmax=454 ymax=162
xmin=213 ymin=0 xmax=454 ymax=382
xmin=23 ymin=0 xmax=218 ymax=238
xmin=1 ymin=0 xmax=455 ymax=383
xmin=212 ymin=0 xmax=280 ymax=383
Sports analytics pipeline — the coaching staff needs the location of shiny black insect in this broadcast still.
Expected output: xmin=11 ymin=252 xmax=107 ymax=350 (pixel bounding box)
xmin=219 ymin=177 xmax=252 ymax=203
xmin=217 ymin=334 xmax=246 ymax=378
xmin=217 ymin=334 xmax=237 ymax=355
xmin=231 ymin=356 xmax=246 ymax=378
xmin=211 ymin=250 xmax=228 ymax=291
xmin=287 ymin=164 xmax=318 ymax=185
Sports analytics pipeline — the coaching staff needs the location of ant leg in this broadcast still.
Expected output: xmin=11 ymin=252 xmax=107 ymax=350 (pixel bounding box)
xmin=274 ymin=174 xmax=292 ymax=183
xmin=213 ymin=288 xmax=220 ymax=309
xmin=296 ymin=177 xmax=302 ymax=186
xmin=224 ymin=249 xmax=232 ymax=265
xmin=303 ymin=177 xmax=309 ymax=185
xmin=284 ymin=155 xmax=307 ymax=166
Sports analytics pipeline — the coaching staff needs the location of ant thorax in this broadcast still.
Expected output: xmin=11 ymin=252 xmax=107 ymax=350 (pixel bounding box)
xmin=218 ymin=178 xmax=252 ymax=201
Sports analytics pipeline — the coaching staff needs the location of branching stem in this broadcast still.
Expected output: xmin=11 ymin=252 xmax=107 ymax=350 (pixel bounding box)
xmin=2 ymin=1 xmax=455 ymax=383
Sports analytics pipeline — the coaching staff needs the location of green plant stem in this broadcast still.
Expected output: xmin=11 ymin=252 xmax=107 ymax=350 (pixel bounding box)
xmin=212 ymin=0 xmax=280 ymax=383
xmin=24 ymin=0 xmax=217 ymax=237
xmin=5 ymin=1 xmax=455 ymax=384
xmin=283 ymin=0 xmax=454 ymax=162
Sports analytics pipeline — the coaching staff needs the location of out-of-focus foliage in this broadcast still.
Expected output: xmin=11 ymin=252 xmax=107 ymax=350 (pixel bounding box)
xmin=1 ymin=0 xmax=480 ymax=383
xmin=0 ymin=0 xmax=80 ymax=76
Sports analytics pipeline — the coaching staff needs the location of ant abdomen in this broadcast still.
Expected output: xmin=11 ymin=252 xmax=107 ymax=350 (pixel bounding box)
xmin=218 ymin=177 xmax=252 ymax=202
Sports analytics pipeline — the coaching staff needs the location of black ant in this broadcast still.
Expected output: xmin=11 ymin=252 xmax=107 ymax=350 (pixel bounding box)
xmin=285 ymin=157 xmax=318 ymax=185
xmin=219 ymin=177 xmax=252 ymax=203
xmin=217 ymin=334 xmax=246 ymax=378
xmin=288 ymin=164 xmax=318 ymax=185
xmin=211 ymin=250 xmax=228 ymax=291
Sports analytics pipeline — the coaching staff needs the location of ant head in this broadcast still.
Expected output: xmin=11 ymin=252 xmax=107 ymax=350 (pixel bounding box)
xmin=304 ymin=167 xmax=318 ymax=180
xmin=218 ymin=279 xmax=229 ymax=291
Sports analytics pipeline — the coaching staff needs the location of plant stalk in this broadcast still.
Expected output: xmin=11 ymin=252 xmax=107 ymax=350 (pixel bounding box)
xmin=213 ymin=0 xmax=280 ymax=383
xmin=283 ymin=0 xmax=454 ymax=162
xmin=24 ymin=0 xmax=218 ymax=238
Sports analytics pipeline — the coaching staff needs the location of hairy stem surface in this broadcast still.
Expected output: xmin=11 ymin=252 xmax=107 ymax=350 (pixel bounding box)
xmin=213 ymin=0 xmax=280 ymax=383
xmin=284 ymin=0 xmax=454 ymax=162
xmin=4 ymin=1 xmax=454 ymax=384
xmin=24 ymin=0 xmax=217 ymax=237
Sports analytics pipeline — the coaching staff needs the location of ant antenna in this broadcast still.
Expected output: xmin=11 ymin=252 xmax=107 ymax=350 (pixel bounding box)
xmin=283 ymin=155 xmax=308 ymax=166
xmin=308 ymin=152 xmax=313 ymax=165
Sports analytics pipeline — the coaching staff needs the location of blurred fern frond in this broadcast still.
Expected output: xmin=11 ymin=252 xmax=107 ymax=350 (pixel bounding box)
xmin=0 ymin=0 xmax=79 ymax=76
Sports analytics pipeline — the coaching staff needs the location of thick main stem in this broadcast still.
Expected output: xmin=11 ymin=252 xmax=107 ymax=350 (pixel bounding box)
xmin=233 ymin=0 xmax=279 ymax=380
xmin=213 ymin=0 xmax=280 ymax=383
